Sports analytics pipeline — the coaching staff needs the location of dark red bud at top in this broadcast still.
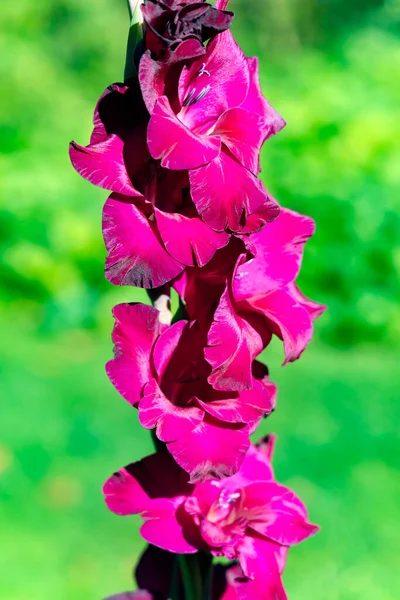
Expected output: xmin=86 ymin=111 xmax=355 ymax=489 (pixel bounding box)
xmin=141 ymin=0 xmax=234 ymax=63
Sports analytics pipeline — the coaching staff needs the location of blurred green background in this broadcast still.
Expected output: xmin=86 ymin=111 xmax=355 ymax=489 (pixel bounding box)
xmin=1 ymin=0 xmax=399 ymax=598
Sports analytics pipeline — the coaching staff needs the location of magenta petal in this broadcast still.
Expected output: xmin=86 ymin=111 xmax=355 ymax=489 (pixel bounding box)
xmin=249 ymin=287 xmax=314 ymax=364
xmin=228 ymin=442 xmax=275 ymax=488
xmin=205 ymin=285 xmax=264 ymax=391
xmin=178 ymin=31 xmax=249 ymax=132
xmin=234 ymin=208 xmax=315 ymax=300
xmin=139 ymin=379 xmax=204 ymax=442
xmin=289 ymin=282 xmax=327 ymax=321
xmin=214 ymin=0 xmax=231 ymax=9
xmin=168 ymin=417 xmax=250 ymax=482
xmin=103 ymin=467 xmax=150 ymax=516
xmin=212 ymin=107 xmax=265 ymax=175
xmin=154 ymin=208 xmax=229 ymax=268
xmin=243 ymin=57 xmax=286 ymax=140
xmin=189 ymin=151 xmax=280 ymax=232
xmin=106 ymin=303 xmax=166 ymax=407
xmin=152 ymin=320 xmax=187 ymax=380
xmin=237 ymin=538 xmax=288 ymax=599
xmin=140 ymin=498 xmax=198 ymax=554
xmin=147 ymin=96 xmax=221 ymax=170
xmin=243 ymin=482 xmax=319 ymax=545
xmin=69 ymin=137 xmax=140 ymax=196
xmin=139 ymin=51 xmax=167 ymax=115
xmin=103 ymin=195 xmax=185 ymax=288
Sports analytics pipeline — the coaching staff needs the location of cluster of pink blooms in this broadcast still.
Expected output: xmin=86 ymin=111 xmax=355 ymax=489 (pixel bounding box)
xmin=70 ymin=1 xmax=325 ymax=598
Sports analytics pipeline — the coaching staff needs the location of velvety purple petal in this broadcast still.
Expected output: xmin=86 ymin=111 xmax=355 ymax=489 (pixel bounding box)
xmin=211 ymin=108 xmax=265 ymax=175
xmin=168 ymin=417 xmax=250 ymax=483
xmin=90 ymin=83 xmax=129 ymax=144
xmin=135 ymin=545 xmax=175 ymax=599
xmin=189 ymin=150 xmax=280 ymax=233
xmin=139 ymin=378 xmax=204 ymax=441
xmin=234 ymin=208 xmax=315 ymax=300
xmin=248 ymin=287 xmax=314 ymax=364
xmin=103 ymin=195 xmax=185 ymax=288
xmin=69 ymin=137 xmax=140 ymax=196
xmin=205 ymin=284 xmax=265 ymax=391
xmin=147 ymin=96 xmax=221 ymax=170
xmin=154 ymin=207 xmax=230 ymax=268
xmin=178 ymin=31 xmax=249 ymax=132
xmin=106 ymin=303 xmax=166 ymax=407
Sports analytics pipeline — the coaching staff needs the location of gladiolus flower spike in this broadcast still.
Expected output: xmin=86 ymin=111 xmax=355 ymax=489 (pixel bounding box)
xmin=69 ymin=1 xmax=326 ymax=598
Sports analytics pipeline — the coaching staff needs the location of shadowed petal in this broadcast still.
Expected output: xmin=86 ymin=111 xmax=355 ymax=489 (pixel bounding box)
xmin=205 ymin=284 xmax=266 ymax=391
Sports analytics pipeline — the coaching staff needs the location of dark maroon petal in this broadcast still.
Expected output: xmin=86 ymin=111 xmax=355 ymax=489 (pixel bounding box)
xmin=135 ymin=545 xmax=175 ymax=599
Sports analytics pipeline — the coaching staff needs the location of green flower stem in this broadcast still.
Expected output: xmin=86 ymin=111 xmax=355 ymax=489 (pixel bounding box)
xmin=179 ymin=554 xmax=203 ymax=600
xmin=124 ymin=0 xmax=144 ymax=81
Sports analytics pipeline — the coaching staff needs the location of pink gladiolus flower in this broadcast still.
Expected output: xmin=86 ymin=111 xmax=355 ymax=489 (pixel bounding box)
xmin=69 ymin=82 xmax=230 ymax=288
xmin=106 ymin=303 xmax=276 ymax=481
xmin=103 ymin=437 xmax=318 ymax=597
xmin=141 ymin=0 xmax=234 ymax=64
xmin=145 ymin=30 xmax=283 ymax=232
xmin=175 ymin=208 xmax=327 ymax=391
